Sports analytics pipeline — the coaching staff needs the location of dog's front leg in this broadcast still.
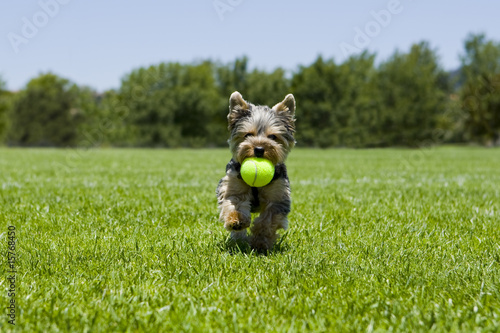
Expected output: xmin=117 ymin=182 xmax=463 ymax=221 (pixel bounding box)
xmin=249 ymin=179 xmax=291 ymax=251
xmin=216 ymin=174 xmax=252 ymax=239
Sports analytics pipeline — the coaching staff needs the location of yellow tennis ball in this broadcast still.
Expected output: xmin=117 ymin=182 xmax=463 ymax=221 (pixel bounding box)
xmin=240 ymin=158 xmax=275 ymax=187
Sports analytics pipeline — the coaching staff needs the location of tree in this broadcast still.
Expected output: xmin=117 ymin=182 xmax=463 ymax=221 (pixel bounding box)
xmin=74 ymin=86 xmax=106 ymax=148
xmin=213 ymin=57 xmax=251 ymax=143
xmin=245 ymin=68 xmax=290 ymax=107
xmin=376 ymin=42 xmax=449 ymax=146
xmin=0 ymin=77 xmax=11 ymax=144
xmin=117 ymin=63 xmax=183 ymax=147
xmin=291 ymin=56 xmax=340 ymax=147
xmin=173 ymin=62 xmax=222 ymax=146
xmin=215 ymin=56 xmax=250 ymax=99
xmin=332 ymin=52 xmax=380 ymax=147
xmin=117 ymin=61 xmax=221 ymax=147
xmin=9 ymin=73 xmax=81 ymax=146
xmin=291 ymin=54 xmax=379 ymax=147
xmin=460 ymin=34 xmax=500 ymax=145
xmin=96 ymin=89 xmax=131 ymax=146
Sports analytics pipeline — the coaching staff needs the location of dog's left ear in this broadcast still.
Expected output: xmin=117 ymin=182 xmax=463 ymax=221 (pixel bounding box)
xmin=229 ymin=91 xmax=249 ymax=112
xmin=228 ymin=91 xmax=251 ymax=131
xmin=272 ymin=94 xmax=295 ymax=116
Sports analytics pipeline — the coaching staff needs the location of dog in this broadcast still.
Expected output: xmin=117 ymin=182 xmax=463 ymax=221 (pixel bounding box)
xmin=216 ymin=91 xmax=296 ymax=251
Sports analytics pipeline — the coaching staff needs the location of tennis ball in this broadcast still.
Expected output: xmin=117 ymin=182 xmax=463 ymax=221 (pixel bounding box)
xmin=240 ymin=157 xmax=275 ymax=187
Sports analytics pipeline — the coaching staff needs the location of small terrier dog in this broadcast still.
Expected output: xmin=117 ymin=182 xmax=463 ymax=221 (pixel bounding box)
xmin=216 ymin=91 xmax=296 ymax=251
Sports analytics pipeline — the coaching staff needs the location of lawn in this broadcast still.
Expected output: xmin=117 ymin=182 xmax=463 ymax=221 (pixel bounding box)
xmin=0 ymin=147 xmax=499 ymax=332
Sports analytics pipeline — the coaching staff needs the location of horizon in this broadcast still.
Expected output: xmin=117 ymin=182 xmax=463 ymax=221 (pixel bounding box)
xmin=1 ymin=0 xmax=499 ymax=92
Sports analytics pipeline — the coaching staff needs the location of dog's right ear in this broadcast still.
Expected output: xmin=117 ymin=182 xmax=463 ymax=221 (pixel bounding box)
xmin=228 ymin=91 xmax=250 ymax=130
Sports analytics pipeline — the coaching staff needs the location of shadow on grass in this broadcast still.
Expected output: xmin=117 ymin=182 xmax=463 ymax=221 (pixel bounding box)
xmin=217 ymin=231 xmax=290 ymax=256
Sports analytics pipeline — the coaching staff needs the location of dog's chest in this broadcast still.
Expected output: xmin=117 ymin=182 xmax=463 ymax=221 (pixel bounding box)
xmin=250 ymin=187 xmax=260 ymax=212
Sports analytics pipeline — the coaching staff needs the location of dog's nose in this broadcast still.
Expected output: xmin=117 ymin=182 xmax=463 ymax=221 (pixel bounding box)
xmin=254 ymin=147 xmax=265 ymax=157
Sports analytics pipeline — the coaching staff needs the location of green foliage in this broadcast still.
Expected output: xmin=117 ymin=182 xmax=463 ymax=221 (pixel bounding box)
xmin=116 ymin=62 xmax=221 ymax=147
xmin=215 ymin=56 xmax=250 ymax=98
xmin=245 ymin=68 xmax=291 ymax=107
xmin=73 ymin=86 xmax=106 ymax=148
xmin=461 ymin=34 xmax=500 ymax=79
xmin=331 ymin=53 xmax=380 ymax=147
xmin=213 ymin=56 xmax=252 ymax=140
xmin=377 ymin=42 xmax=450 ymax=146
xmin=460 ymin=34 xmax=500 ymax=145
xmin=96 ymin=89 xmax=133 ymax=146
xmin=111 ymin=58 xmax=292 ymax=148
xmin=0 ymin=77 xmax=12 ymax=144
xmin=0 ymin=148 xmax=499 ymax=332
xmin=291 ymin=46 xmax=449 ymax=148
xmin=8 ymin=73 xmax=80 ymax=146
xmin=3 ymin=34 xmax=500 ymax=147
xmin=291 ymin=56 xmax=339 ymax=147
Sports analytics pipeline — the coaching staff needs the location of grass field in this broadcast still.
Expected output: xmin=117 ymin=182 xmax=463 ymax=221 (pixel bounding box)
xmin=0 ymin=147 xmax=499 ymax=332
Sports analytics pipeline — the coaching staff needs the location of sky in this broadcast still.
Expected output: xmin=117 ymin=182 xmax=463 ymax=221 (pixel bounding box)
xmin=1 ymin=0 xmax=499 ymax=92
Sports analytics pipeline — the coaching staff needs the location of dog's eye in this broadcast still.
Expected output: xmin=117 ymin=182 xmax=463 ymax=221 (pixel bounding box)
xmin=267 ymin=134 xmax=277 ymax=140
xmin=244 ymin=133 xmax=254 ymax=138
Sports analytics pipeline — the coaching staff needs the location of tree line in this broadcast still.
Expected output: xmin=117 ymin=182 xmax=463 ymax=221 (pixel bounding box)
xmin=1 ymin=33 xmax=499 ymax=148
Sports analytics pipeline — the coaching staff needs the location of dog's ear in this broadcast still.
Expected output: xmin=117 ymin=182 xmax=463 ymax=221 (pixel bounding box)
xmin=272 ymin=94 xmax=295 ymax=116
xmin=229 ymin=91 xmax=248 ymax=111
xmin=273 ymin=94 xmax=296 ymax=137
xmin=228 ymin=91 xmax=251 ymax=130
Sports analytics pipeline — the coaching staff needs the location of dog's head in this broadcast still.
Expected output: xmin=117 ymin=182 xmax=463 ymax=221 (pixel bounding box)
xmin=227 ymin=91 xmax=296 ymax=165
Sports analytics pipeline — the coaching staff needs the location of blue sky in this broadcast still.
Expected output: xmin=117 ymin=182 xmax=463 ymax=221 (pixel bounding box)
xmin=1 ymin=0 xmax=499 ymax=91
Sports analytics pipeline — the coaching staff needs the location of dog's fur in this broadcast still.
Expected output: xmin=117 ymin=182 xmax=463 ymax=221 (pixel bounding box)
xmin=216 ymin=91 xmax=296 ymax=251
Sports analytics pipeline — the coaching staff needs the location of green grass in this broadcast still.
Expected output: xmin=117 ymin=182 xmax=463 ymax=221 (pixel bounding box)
xmin=0 ymin=147 xmax=499 ymax=332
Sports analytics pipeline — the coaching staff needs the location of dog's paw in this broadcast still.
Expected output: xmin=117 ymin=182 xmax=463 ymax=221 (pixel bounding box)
xmin=249 ymin=235 xmax=275 ymax=252
xmin=230 ymin=229 xmax=249 ymax=242
xmin=224 ymin=211 xmax=250 ymax=231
